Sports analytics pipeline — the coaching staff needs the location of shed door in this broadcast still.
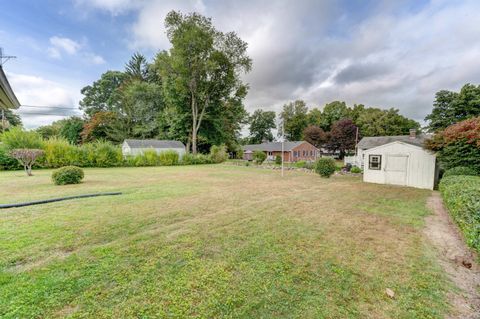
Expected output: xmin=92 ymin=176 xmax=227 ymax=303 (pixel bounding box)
xmin=385 ymin=155 xmax=408 ymax=186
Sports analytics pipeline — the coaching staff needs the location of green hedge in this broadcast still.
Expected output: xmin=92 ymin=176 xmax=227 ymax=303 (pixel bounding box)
xmin=439 ymin=175 xmax=480 ymax=253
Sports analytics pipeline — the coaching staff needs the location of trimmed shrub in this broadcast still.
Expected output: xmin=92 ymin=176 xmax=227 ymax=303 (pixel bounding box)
xmin=209 ymin=144 xmax=228 ymax=163
xmin=275 ymin=155 xmax=282 ymax=165
xmin=314 ymin=158 xmax=336 ymax=178
xmin=158 ymin=150 xmax=179 ymax=166
xmin=443 ymin=166 xmax=478 ymax=178
xmin=351 ymin=166 xmax=362 ymax=174
xmin=253 ymin=150 xmax=267 ymax=164
xmin=52 ymin=166 xmax=84 ymax=185
xmin=295 ymin=160 xmax=306 ymax=168
xmin=440 ymin=175 xmax=480 ymax=253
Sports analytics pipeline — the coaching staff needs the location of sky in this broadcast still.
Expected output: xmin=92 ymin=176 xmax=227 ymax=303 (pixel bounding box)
xmin=1 ymin=0 xmax=480 ymax=129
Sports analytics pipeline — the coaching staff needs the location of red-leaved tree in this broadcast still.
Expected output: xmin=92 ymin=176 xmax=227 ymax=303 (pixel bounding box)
xmin=303 ymin=125 xmax=327 ymax=149
xmin=325 ymin=119 xmax=359 ymax=159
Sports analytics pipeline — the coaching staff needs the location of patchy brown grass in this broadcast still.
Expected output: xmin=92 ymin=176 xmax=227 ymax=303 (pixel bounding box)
xmin=0 ymin=165 xmax=450 ymax=318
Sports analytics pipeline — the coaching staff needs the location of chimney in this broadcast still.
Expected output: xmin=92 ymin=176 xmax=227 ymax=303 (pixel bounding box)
xmin=409 ymin=129 xmax=416 ymax=139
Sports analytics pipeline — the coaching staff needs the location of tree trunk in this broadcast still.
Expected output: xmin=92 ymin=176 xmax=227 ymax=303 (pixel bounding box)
xmin=26 ymin=165 xmax=32 ymax=176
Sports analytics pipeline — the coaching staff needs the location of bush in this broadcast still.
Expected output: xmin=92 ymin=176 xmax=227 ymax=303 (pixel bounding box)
xmin=295 ymin=160 xmax=306 ymax=168
xmin=43 ymin=137 xmax=80 ymax=168
xmin=440 ymin=176 xmax=480 ymax=253
xmin=314 ymin=158 xmax=336 ymax=178
xmin=0 ymin=127 xmax=43 ymax=150
xmin=443 ymin=166 xmax=478 ymax=178
xmin=0 ymin=145 xmax=21 ymax=170
xmin=92 ymin=140 xmax=123 ymax=167
xmin=209 ymin=144 xmax=228 ymax=163
xmin=143 ymin=150 xmax=160 ymax=166
xmin=158 ymin=150 xmax=179 ymax=166
xmin=350 ymin=166 xmax=362 ymax=174
xmin=253 ymin=150 xmax=267 ymax=164
xmin=275 ymin=155 xmax=282 ymax=165
xmin=52 ymin=166 xmax=84 ymax=185
xmin=182 ymin=153 xmax=211 ymax=165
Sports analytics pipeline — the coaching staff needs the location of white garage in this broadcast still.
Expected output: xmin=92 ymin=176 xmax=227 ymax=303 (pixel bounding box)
xmin=363 ymin=141 xmax=438 ymax=190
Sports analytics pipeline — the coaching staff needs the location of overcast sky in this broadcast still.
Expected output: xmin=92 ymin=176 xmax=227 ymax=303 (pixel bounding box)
xmin=1 ymin=0 xmax=479 ymax=128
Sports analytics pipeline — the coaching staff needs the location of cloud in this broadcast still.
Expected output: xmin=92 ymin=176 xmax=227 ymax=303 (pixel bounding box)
xmin=47 ymin=35 xmax=106 ymax=65
xmin=7 ymin=73 xmax=82 ymax=128
xmin=62 ymin=0 xmax=480 ymax=124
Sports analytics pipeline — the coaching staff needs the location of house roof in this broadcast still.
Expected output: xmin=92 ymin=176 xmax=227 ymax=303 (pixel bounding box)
xmin=243 ymin=141 xmax=315 ymax=152
xmin=0 ymin=66 xmax=20 ymax=109
xmin=357 ymin=134 xmax=427 ymax=150
xmin=124 ymin=139 xmax=185 ymax=149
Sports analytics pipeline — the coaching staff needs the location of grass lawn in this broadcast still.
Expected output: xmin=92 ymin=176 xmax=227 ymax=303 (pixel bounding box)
xmin=0 ymin=165 xmax=449 ymax=318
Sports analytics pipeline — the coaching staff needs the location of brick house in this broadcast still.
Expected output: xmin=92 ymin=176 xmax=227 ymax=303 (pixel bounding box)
xmin=243 ymin=141 xmax=319 ymax=162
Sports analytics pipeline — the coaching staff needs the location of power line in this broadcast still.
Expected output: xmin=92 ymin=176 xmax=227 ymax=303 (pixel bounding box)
xmin=20 ymin=105 xmax=81 ymax=111
xmin=13 ymin=113 xmax=79 ymax=116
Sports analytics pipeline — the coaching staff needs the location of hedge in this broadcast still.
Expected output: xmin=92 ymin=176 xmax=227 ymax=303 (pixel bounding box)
xmin=439 ymin=175 xmax=480 ymax=253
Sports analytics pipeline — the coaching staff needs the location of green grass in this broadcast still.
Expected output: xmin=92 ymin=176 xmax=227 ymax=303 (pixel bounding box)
xmin=0 ymin=165 xmax=450 ymax=318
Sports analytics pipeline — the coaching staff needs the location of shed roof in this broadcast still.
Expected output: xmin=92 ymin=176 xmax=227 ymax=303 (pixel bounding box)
xmin=357 ymin=134 xmax=427 ymax=150
xmin=124 ymin=139 xmax=185 ymax=149
xmin=243 ymin=141 xmax=315 ymax=152
xmin=0 ymin=66 xmax=20 ymax=109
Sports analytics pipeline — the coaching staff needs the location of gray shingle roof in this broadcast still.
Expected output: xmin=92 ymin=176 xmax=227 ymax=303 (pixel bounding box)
xmin=0 ymin=66 xmax=20 ymax=109
xmin=124 ymin=139 xmax=185 ymax=149
xmin=243 ymin=141 xmax=313 ymax=152
xmin=357 ymin=135 xmax=427 ymax=150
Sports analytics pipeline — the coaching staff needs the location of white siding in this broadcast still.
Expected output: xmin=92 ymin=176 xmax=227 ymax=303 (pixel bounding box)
xmin=363 ymin=142 xmax=436 ymax=190
xmin=122 ymin=144 xmax=185 ymax=158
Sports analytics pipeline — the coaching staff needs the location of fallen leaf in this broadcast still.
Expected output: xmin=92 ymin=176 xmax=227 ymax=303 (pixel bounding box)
xmin=385 ymin=288 xmax=395 ymax=299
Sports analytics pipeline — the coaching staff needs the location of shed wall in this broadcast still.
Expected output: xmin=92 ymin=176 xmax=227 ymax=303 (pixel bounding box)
xmin=363 ymin=143 xmax=436 ymax=190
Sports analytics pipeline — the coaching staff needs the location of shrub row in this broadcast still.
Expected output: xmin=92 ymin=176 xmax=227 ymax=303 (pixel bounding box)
xmin=0 ymin=136 xmax=228 ymax=170
xmin=439 ymin=175 xmax=480 ymax=253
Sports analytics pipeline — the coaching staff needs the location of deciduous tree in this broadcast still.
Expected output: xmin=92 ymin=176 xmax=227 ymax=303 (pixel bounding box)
xmin=325 ymin=118 xmax=358 ymax=159
xmin=10 ymin=149 xmax=44 ymax=176
xmin=248 ymin=109 xmax=276 ymax=143
xmin=279 ymin=100 xmax=308 ymax=141
xmin=303 ymin=125 xmax=326 ymax=148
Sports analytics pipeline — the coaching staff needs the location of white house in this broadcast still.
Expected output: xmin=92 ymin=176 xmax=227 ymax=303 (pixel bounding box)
xmin=122 ymin=139 xmax=186 ymax=157
xmin=362 ymin=140 xmax=438 ymax=190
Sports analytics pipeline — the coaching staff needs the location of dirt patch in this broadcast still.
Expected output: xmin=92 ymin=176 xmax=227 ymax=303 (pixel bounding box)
xmin=425 ymin=192 xmax=480 ymax=318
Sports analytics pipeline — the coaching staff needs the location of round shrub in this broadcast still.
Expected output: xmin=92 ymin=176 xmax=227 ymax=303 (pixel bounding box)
xmin=314 ymin=158 xmax=336 ymax=178
xmin=275 ymin=155 xmax=282 ymax=165
xmin=443 ymin=166 xmax=477 ymax=178
xmin=253 ymin=150 xmax=267 ymax=164
xmin=350 ymin=166 xmax=362 ymax=174
xmin=209 ymin=144 xmax=228 ymax=163
xmin=52 ymin=166 xmax=84 ymax=185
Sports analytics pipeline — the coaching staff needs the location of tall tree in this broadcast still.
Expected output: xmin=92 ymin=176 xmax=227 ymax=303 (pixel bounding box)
xmin=320 ymin=101 xmax=349 ymax=131
xmin=155 ymin=11 xmax=252 ymax=154
xmin=303 ymin=125 xmax=326 ymax=148
xmin=248 ymin=109 xmax=276 ymax=143
xmin=307 ymin=108 xmax=322 ymax=126
xmin=279 ymin=100 xmax=308 ymax=141
xmin=425 ymin=84 xmax=480 ymax=132
xmin=325 ymin=118 xmax=358 ymax=159
xmin=59 ymin=117 xmax=84 ymax=144
xmin=79 ymin=71 xmax=126 ymax=118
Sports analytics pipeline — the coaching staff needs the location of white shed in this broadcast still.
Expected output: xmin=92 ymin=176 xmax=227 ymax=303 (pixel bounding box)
xmin=363 ymin=141 xmax=437 ymax=190
xmin=122 ymin=139 xmax=186 ymax=158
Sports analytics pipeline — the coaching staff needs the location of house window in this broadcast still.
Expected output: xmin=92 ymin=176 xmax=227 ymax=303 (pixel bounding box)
xmin=369 ymin=155 xmax=382 ymax=170
xmin=268 ymin=151 xmax=273 ymax=156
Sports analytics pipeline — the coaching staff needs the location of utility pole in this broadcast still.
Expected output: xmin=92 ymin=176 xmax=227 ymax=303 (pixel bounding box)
xmin=0 ymin=48 xmax=16 ymax=66
xmin=281 ymin=120 xmax=284 ymax=177
xmin=1 ymin=109 xmax=5 ymax=134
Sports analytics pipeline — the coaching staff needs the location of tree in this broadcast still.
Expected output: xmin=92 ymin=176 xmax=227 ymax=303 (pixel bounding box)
xmin=79 ymin=71 xmax=126 ymax=118
xmin=307 ymin=108 xmax=322 ymax=126
xmin=325 ymin=118 xmax=358 ymax=159
xmin=58 ymin=117 xmax=84 ymax=144
xmin=125 ymin=52 xmax=150 ymax=81
xmin=320 ymin=101 xmax=349 ymax=131
xmin=81 ymin=111 xmax=117 ymax=142
xmin=425 ymin=116 xmax=480 ymax=172
xmin=425 ymin=84 xmax=480 ymax=132
xmin=155 ymin=11 xmax=252 ymax=154
xmin=1 ymin=109 xmax=22 ymax=131
xmin=248 ymin=109 xmax=276 ymax=143
xmin=279 ymin=100 xmax=308 ymax=141
xmin=303 ymin=125 xmax=326 ymax=148
xmin=10 ymin=149 xmax=44 ymax=176
xmin=355 ymin=108 xmax=419 ymax=137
